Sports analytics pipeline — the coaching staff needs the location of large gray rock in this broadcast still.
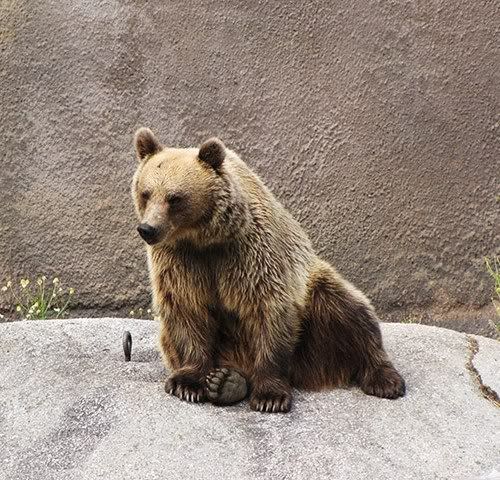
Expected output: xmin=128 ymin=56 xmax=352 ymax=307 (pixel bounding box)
xmin=0 ymin=318 xmax=498 ymax=480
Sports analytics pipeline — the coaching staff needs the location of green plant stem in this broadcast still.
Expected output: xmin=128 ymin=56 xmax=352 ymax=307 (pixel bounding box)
xmin=8 ymin=284 xmax=27 ymax=314
xmin=55 ymin=295 xmax=72 ymax=319
xmin=45 ymin=283 xmax=57 ymax=315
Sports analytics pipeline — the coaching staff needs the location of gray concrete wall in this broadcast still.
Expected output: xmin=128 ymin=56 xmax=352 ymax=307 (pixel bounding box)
xmin=0 ymin=0 xmax=498 ymax=314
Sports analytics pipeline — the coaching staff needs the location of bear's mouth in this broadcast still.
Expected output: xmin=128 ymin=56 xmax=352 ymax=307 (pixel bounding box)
xmin=143 ymin=237 xmax=160 ymax=245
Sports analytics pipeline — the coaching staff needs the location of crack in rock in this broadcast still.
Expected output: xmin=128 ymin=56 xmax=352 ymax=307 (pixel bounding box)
xmin=466 ymin=336 xmax=500 ymax=408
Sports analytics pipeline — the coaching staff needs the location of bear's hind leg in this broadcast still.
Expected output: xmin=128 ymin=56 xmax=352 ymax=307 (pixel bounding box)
xmin=358 ymin=361 xmax=406 ymax=399
xmin=297 ymin=262 xmax=405 ymax=399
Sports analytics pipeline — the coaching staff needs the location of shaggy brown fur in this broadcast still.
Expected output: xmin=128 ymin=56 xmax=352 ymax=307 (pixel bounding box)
xmin=132 ymin=128 xmax=405 ymax=413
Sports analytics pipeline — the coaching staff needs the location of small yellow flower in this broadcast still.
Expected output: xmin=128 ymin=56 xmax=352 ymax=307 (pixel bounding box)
xmin=32 ymin=302 xmax=39 ymax=309
xmin=1 ymin=286 xmax=7 ymax=292
xmin=129 ymin=310 xmax=135 ymax=316
xmin=16 ymin=305 xmax=22 ymax=312
xmin=58 ymin=287 xmax=62 ymax=292
xmin=6 ymin=281 xmax=12 ymax=288
xmin=36 ymin=309 xmax=41 ymax=315
xmin=53 ymin=277 xmax=59 ymax=285
xmin=69 ymin=288 xmax=75 ymax=295
xmin=147 ymin=309 xmax=151 ymax=314
xmin=20 ymin=279 xmax=30 ymax=289
xmin=42 ymin=275 xmax=47 ymax=281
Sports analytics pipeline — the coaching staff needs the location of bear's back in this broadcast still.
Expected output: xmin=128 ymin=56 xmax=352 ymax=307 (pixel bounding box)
xmin=225 ymin=150 xmax=310 ymax=240
xmin=223 ymin=149 xmax=315 ymax=272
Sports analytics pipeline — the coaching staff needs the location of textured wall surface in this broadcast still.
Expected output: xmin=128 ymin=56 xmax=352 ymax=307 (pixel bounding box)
xmin=0 ymin=0 xmax=498 ymax=314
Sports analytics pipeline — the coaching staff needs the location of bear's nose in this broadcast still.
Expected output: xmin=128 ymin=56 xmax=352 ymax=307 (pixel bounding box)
xmin=137 ymin=223 xmax=158 ymax=244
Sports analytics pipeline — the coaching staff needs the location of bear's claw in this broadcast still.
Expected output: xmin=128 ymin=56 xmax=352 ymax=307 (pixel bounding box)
xmin=165 ymin=371 xmax=206 ymax=403
xmin=249 ymin=390 xmax=292 ymax=413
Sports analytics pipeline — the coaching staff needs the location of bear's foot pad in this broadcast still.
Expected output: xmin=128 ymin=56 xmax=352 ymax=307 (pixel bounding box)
xmin=205 ymin=368 xmax=248 ymax=405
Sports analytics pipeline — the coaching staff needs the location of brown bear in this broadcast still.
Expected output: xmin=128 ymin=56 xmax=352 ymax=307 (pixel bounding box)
xmin=132 ymin=128 xmax=405 ymax=413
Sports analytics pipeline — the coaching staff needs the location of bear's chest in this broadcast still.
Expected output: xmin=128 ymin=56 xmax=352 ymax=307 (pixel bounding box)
xmin=154 ymin=241 xmax=260 ymax=317
xmin=157 ymin=242 xmax=226 ymax=298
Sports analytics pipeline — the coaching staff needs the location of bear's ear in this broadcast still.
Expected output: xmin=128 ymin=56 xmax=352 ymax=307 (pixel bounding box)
xmin=134 ymin=128 xmax=162 ymax=161
xmin=198 ymin=137 xmax=226 ymax=170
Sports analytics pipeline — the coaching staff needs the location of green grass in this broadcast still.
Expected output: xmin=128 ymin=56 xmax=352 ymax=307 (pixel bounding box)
xmin=399 ymin=313 xmax=423 ymax=325
xmin=484 ymin=256 xmax=500 ymax=333
xmin=1 ymin=276 xmax=74 ymax=320
xmin=128 ymin=306 xmax=156 ymax=320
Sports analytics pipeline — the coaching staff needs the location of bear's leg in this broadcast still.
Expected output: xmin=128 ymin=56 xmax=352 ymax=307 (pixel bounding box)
xmin=293 ymin=262 xmax=405 ymax=399
xmin=243 ymin=308 xmax=298 ymax=413
xmin=358 ymin=361 xmax=406 ymax=399
xmin=205 ymin=368 xmax=248 ymax=405
xmin=165 ymin=366 xmax=207 ymax=402
xmin=160 ymin=307 xmax=217 ymax=403
xmin=249 ymin=376 xmax=293 ymax=413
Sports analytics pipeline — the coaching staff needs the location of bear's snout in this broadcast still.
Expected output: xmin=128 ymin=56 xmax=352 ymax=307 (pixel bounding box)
xmin=137 ymin=223 xmax=159 ymax=244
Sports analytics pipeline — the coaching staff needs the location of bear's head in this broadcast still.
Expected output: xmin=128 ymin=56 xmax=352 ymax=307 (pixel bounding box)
xmin=132 ymin=128 xmax=227 ymax=246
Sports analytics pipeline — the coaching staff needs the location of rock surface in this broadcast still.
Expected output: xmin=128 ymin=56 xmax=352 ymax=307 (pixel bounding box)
xmin=0 ymin=318 xmax=499 ymax=480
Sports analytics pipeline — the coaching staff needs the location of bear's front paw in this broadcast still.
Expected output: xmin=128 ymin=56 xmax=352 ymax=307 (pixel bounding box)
xmin=250 ymin=387 xmax=292 ymax=413
xmin=165 ymin=370 xmax=206 ymax=403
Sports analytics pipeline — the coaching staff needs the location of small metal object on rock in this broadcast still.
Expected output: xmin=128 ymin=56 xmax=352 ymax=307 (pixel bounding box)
xmin=123 ymin=330 xmax=132 ymax=361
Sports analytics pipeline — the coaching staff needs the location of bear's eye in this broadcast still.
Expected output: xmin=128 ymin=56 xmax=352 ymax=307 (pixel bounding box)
xmin=166 ymin=193 xmax=183 ymax=207
xmin=141 ymin=191 xmax=151 ymax=202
